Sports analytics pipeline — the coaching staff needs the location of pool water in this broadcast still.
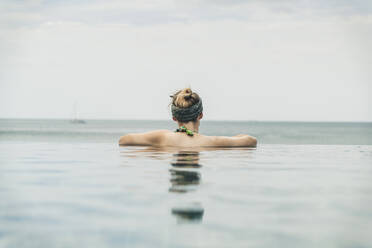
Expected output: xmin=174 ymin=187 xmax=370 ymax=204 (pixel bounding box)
xmin=1 ymin=141 xmax=371 ymax=248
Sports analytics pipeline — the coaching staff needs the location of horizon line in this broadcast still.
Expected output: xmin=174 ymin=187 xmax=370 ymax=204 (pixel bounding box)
xmin=0 ymin=117 xmax=371 ymax=123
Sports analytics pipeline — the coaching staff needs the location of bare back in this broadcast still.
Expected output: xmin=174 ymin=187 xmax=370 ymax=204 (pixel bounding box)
xmin=119 ymin=130 xmax=257 ymax=148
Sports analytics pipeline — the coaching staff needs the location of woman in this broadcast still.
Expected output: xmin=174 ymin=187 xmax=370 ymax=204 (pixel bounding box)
xmin=119 ymin=88 xmax=257 ymax=147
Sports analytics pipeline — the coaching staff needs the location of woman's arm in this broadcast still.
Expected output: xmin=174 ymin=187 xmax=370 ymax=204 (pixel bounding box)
xmin=210 ymin=135 xmax=257 ymax=147
xmin=118 ymin=130 xmax=167 ymax=146
xmin=233 ymin=134 xmax=249 ymax=137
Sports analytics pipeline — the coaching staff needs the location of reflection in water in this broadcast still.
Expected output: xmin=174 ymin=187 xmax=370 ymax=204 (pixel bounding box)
xmin=120 ymin=147 xmax=206 ymax=223
xmin=171 ymin=151 xmax=202 ymax=168
xmin=171 ymin=203 xmax=204 ymax=223
xmin=170 ymin=151 xmax=204 ymax=223
xmin=169 ymin=170 xmax=200 ymax=193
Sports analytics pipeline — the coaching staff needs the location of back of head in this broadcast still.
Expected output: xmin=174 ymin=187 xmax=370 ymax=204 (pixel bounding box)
xmin=171 ymin=88 xmax=203 ymax=122
xmin=172 ymin=88 xmax=200 ymax=108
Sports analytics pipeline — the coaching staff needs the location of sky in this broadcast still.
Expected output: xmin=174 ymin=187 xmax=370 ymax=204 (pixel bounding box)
xmin=0 ymin=0 xmax=371 ymax=121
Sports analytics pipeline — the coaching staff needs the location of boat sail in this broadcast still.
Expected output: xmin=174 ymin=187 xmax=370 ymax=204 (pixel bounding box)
xmin=70 ymin=102 xmax=86 ymax=124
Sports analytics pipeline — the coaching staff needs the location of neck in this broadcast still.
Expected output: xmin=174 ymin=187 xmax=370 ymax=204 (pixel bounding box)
xmin=178 ymin=121 xmax=199 ymax=133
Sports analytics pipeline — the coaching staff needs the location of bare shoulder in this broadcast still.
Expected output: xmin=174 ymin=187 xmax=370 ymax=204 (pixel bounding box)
xmin=145 ymin=130 xmax=171 ymax=135
xmin=119 ymin=130 xmax=172 ymax=146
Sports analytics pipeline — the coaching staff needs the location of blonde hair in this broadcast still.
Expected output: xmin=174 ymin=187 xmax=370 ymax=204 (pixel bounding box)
xmin=171 ymin=88 xmax=201 ymax=108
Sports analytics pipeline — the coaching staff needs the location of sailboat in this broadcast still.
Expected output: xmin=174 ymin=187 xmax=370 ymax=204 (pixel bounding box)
xmin=70 ymin=102 xmax=86 ymax=124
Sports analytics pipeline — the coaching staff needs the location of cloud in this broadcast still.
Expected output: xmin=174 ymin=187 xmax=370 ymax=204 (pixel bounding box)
xmin=1 ymin=15 xmax=371 ymax=120
xmin=0 ymin=0 xmax=371 ymax=121
xmin=0 ymin=0 xmax=371 ymax=29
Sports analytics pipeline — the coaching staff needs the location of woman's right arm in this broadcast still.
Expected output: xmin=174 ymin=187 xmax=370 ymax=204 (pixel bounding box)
xmin=118 ymin=130 xmax=167 ymax=146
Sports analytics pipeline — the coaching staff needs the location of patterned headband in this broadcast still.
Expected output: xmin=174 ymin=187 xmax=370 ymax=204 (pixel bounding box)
xmin=171 ymin=99 xmax=203 ymax=122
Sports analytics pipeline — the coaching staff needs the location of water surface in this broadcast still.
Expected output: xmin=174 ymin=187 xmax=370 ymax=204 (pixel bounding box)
xmin=0 ymin=119 xmax=371 ymax=247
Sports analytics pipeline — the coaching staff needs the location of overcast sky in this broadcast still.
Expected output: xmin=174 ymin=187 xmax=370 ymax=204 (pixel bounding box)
xmin=0 ymin=0 xmax=371 ymax=121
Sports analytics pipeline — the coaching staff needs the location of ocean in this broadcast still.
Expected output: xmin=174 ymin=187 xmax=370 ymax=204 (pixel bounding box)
xmin=0 ymin=119 xmax=371 ymax=248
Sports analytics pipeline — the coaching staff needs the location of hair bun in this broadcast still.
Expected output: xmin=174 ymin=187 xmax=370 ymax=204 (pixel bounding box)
xmin=171 ymin=87 xmax=200 ymax=108
xmin=183 ymin=88 xmax=192 ymax=100
xmin=184 ymin=88 xmax=192 ymax=94
xmin=184 ymin=94 xmax=192 ymax=100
